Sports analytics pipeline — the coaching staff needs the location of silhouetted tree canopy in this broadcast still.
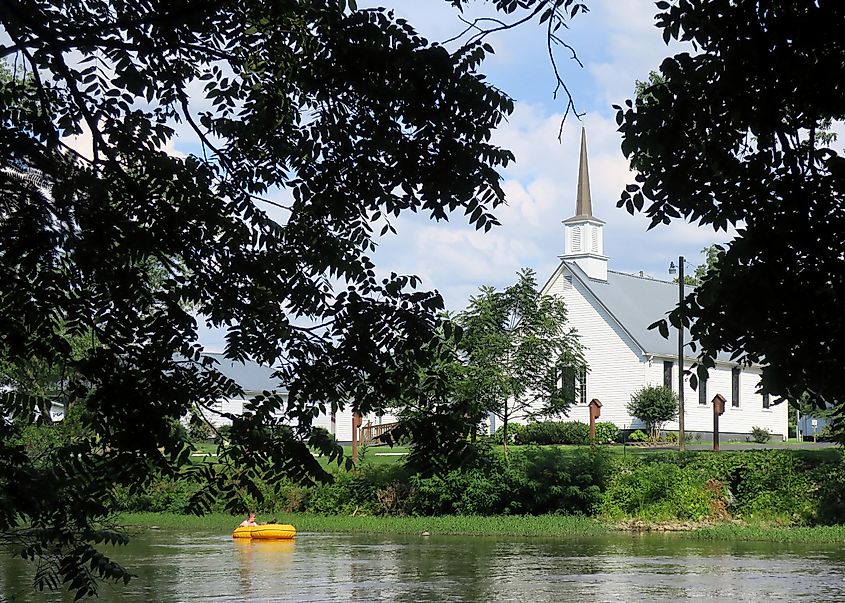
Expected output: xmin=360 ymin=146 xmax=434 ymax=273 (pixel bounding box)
xmin=616 ymin=0 xmax=845 ymax=414
xmin=0 ymin=0 xmax=587 ymax=597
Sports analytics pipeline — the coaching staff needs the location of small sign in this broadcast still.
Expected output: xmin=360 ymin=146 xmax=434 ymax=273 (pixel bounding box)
xmin=812 ymin=419 xmax=818 ymax=428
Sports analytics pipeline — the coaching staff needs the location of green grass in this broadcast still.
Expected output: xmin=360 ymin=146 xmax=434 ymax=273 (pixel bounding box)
xmin=117 ymin=512 xmax=845 ymax=543
xmin=687 ymin=522 xmax=845 ymax=543
xmin=118 ymin=512 xmax=608 ymax=537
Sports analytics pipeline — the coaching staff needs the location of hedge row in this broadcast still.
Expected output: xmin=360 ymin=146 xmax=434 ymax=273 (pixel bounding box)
xmin=113 ymin=448 xmax=845 ymax=526
xmin=493 ymin=421 xmax=619 ymax=445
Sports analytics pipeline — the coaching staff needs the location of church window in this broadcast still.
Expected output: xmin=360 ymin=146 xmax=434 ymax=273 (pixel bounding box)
xmin=663 ymin=361 xmax=673 ymax=390
xmin=577 ymin=367 xmax=587 ymax=405
xmin=699 ymin=371 xmax=708 ymax=405
xmin=591 ymin=228 xmax=599 ymax=253
xmin=732 ymin=368 xmax=741 ymax=407
xmin=558 ymin=365 xmax=587 ymax=405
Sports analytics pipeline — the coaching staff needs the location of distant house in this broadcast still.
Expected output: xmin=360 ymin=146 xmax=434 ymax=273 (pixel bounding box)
xmin=197 ymin=352 xmax=397 ymax=443
xmin=525 ymin=129 xmax=788 ymax=440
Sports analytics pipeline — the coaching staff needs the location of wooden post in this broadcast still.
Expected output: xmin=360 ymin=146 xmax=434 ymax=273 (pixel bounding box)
xmin=588 ymin=398 xmax=602 ymax=449
xmin=351 ymin=413 xmax=362 ymax=463
xmin=678 ymin=255 xmax=686 ymax=452
xmin=712 ymin=394 xmax=726 ymax=452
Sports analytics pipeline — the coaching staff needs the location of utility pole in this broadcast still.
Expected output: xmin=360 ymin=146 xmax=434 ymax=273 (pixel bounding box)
xmin=678 ymin=255 xmax=685 ymax=452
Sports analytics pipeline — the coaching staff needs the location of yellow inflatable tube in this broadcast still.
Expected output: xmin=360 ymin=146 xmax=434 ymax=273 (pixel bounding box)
xmin=232 ymin=524 xmax=296 ymax=540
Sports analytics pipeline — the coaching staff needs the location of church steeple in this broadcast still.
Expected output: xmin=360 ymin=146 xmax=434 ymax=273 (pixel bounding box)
xmin=575 ymin=127 xmax=592 ymax=217
xmin=562 ymin=128 xmax=608 ymax=281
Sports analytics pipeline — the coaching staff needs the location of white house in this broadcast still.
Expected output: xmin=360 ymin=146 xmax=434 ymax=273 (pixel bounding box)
xmin=199 ymin=352 xmax=398 ymax=443
xmin=532 ymin=129 xmax=788 ymax=440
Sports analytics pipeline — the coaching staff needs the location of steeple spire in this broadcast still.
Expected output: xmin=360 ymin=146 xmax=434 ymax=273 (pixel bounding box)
xmin=562 ymin=126 xmax=607 ymax=281
xmin=575 ymin=127 xmax=592 ymax=217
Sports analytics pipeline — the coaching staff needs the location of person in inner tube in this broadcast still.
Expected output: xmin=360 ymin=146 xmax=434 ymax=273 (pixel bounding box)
xmin=239 ymin=512 xmax=258 ymax=527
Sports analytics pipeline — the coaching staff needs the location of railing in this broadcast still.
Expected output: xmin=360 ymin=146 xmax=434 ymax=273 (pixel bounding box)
xmin=359 ymin=421 xmax=399 ymax=446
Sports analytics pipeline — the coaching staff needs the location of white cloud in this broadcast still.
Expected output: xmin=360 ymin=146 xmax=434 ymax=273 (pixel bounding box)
xmin=587 ymin=0 xmax=681 ymax=108
xmin=62 ymin=121 xmax=186 ymax=161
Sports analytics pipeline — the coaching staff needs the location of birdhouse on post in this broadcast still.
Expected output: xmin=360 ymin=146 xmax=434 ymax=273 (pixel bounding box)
xmin=712 ymin=394 xmax=726 ymax=452
xmin=588 ymin=398 xmax=602 ymax=447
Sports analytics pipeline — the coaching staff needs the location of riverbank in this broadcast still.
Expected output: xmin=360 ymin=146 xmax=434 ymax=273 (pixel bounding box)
xmin=118 ymin=512 xmax=845 ymax=543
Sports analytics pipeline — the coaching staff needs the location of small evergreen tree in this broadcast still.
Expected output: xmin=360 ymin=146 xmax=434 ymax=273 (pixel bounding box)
xmin=627 ymin=386 xmax=679 ymax=442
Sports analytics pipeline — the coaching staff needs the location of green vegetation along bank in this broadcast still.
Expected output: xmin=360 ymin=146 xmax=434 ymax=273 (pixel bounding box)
xmin=119 ymin=512 xmax=845 ymax=544
xmin=111 ymin=445 xmax=845 ymax=535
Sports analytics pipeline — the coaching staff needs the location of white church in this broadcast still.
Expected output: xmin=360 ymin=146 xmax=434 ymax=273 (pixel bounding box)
xmin=536 ymin=129 xmax=788 ymax=440
xmin=200 ymin=129 xmax=787 ymax=443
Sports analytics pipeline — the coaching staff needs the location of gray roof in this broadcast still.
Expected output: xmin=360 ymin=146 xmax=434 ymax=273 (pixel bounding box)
xmin=204 ymin=352 xmax=285 ymax=393
xmin=563 ymin=261 xmax=729 ymax=361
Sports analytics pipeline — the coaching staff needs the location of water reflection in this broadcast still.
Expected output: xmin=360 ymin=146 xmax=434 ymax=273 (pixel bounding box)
xmin=233 ymin=538 xmax=296 ymax=596
xmin=2 ymin=531 xmax=844 ymax=602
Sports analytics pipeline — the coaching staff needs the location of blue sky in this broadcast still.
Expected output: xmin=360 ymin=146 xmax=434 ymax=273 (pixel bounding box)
xmin=358 ymin=0 xmax=733 ymax=312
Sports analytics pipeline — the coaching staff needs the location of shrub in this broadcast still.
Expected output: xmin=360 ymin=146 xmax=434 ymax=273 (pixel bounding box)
xmin=408 ymin=447 xmax=612 ymax=516
xmin=517 ymin=421 xmax=590 ymax=445
xmin=509 ymin=447 xmax=612 ymax=515
xmin=594 ymin=422 xmax=619 ymax=443
xmin=750 ymin=426 xmax=771 ymax=444
xmin=600 ymin=459 xmax=715 ymax=521
xmin=214 ymin=424 xmax=231 ymax=444
xmin=627 ymin=386 xmax=679 ymax=441
xmin=666 ymin=431 xmax=678 ymax=443
xmin=814 ymin=452 xmax=845 ymax=525
xmin=147 ymin=478 xmax=201 ymax=514
xmin=628 ymin=429 xmax=648 ymax=442
xmin=188 ymin=418 xmax=212 ymax=442
xmin=409 ymin=465 xmax=512 ymax=516
xmin=683 ymin=451 xmax=818 ymax=523
xmin=489 ymin=422 xmax=525 ymax=445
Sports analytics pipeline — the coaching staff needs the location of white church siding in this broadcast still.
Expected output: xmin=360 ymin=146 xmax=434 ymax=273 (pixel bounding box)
xmin=644 ymin=359 xmax=787 ymax=439
xmin=539 ymin=266 xmax=647 ymax=429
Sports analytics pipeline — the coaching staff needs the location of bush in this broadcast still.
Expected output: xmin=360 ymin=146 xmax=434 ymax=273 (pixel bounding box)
xmin=627 ymin=386 xmax=679 ymax=441
xmin=147 ymin=478 xmax=201 ymax=514
xmin=750 ymin=426 xmax=771 ymax=444
xmin=509 ymin=447 xmax=612 ymax=515
xmin=594 ymin=422 xmax=619 ymax=443
xmin=517 ymin=421 xmax=590 ymax=445
xmin=683 ymin=451 xmax=818 ymax=523
xmin=408 ymin=447 xmax=612 ymax=516
xmin=188 ymin=418 xmax=212 ymax=442
xmin=628 ymin=429 xmax=648 ymax=442
xmin=600 ymin=459 xmax=715 ymax=521
xmin=409 ymin=463 xmax=513 ymax=516
xmin=303 ymin=464 xmax=410 ymax=515
xmin=214 ymin=424 xmax=231 ymax=444
xmin=489 ymin=422 xmax=525 ymax=445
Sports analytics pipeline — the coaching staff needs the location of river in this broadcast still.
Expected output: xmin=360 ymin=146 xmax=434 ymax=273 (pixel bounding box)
xmin=2 ymin=531 xmax=844 ymax=602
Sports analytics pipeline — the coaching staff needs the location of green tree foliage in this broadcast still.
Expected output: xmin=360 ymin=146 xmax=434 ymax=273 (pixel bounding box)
xmin=0 ymin=0 xmax=589 ymax=596
xmin=455 ymin=268 xmax=586 ymax=452
xmin=627 ymin=385 xmax=678 ymax=441
xmin=615 ymin=1 xmax=845 ymax=414
xmin=692 ymin=245 xmax=721 ymax=285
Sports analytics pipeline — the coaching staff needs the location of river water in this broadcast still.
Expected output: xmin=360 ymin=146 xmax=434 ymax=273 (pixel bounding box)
xmin=2 ymin=531 xmax=845 ymax=602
